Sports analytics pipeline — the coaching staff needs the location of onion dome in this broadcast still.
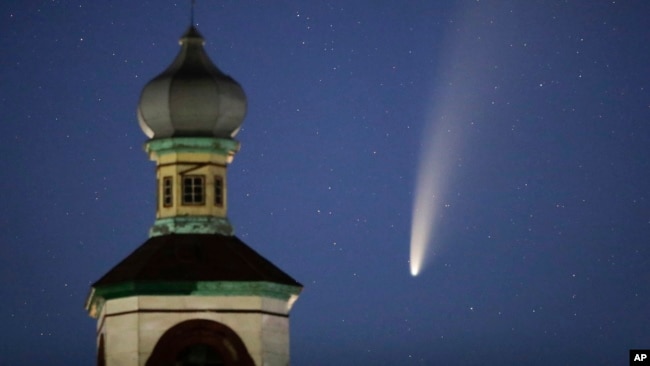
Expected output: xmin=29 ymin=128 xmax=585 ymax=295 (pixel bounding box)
xmin=137 ymin=26 xmax=247 ymax=139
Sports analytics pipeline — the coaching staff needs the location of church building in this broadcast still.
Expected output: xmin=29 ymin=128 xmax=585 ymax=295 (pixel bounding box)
xmin=85 ymin=24 xmax=302 ymax=366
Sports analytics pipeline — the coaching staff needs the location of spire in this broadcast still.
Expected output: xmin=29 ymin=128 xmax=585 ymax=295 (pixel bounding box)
xmin=190 ymin=0 xmax=196 ymax=26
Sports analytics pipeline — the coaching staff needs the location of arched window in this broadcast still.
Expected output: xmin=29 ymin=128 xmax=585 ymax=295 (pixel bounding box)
xmin=146 ymin=319 xmax=254 ymax=366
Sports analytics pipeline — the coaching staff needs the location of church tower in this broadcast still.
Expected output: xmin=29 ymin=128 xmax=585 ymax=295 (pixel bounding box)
xmin=85 ymin=25 xmax=302 ymax=366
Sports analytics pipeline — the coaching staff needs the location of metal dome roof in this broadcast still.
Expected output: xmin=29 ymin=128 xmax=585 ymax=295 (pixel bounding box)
xmin=137 ymin=26 xmax=247 ymax=139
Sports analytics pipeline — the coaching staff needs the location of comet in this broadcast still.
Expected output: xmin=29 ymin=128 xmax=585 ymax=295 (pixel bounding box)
xmin=409 ymin=2 xmax=495 ymax=276
xmin=409 ymin=112 xmax=460 ymax=276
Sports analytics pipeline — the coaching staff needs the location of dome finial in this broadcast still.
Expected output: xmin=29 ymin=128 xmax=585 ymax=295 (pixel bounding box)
xmin=137 ymin=19 xmax=247 ymax=140
xmin=190 ymin=0 xmax=196 ymax=26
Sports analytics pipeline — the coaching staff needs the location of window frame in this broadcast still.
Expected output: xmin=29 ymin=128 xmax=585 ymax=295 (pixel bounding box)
xmin=162 ymin=176 xmax=173 ymax=208
xmin=181 ymin=175 xmax=206 ymax=206
xmin=214 ymin=175 xmax=224 ymax=207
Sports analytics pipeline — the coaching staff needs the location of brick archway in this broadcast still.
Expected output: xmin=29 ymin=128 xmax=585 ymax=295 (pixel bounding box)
xmin=146 ymin=319 xmax=255 ymax=366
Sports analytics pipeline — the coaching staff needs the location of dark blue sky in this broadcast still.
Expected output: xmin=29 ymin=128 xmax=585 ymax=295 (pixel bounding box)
xmin=1 ymin=1 xmax=649 ymax=364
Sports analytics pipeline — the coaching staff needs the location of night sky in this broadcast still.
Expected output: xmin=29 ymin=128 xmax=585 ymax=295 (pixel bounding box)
xmin=1 ymin=1 xmax=649 ymax=364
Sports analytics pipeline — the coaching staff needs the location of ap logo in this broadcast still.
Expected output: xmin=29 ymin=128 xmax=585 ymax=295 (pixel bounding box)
xmin=630 ymin=350 xmax=650 ymax=365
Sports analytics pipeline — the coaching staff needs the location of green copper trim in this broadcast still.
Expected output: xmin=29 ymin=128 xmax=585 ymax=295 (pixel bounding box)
xmin=85 ymin=281 xmax=302 ymax=318
xmin=145 ymin=137 xmax=240 ymax=156
xmin=150 ymin=216 xmax=234 ymax=237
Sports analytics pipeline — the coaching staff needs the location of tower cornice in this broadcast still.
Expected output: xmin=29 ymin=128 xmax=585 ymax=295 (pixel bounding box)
xmin=86 ymin=281 xmax=301 ymax=319
xmin=150 ymin=216 xmax=234 ymax=237
xmin=145 ymin=137 xmax=240 ymax=159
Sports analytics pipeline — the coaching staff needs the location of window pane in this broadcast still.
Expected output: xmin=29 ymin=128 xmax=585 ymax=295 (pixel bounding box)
xmin=163 ymin=177 xmax=173 ymax=207
xmin=182 ymin=175 xmax=205 ymax=205
xmin=215 ymin=176 xmax=223 ymax=206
